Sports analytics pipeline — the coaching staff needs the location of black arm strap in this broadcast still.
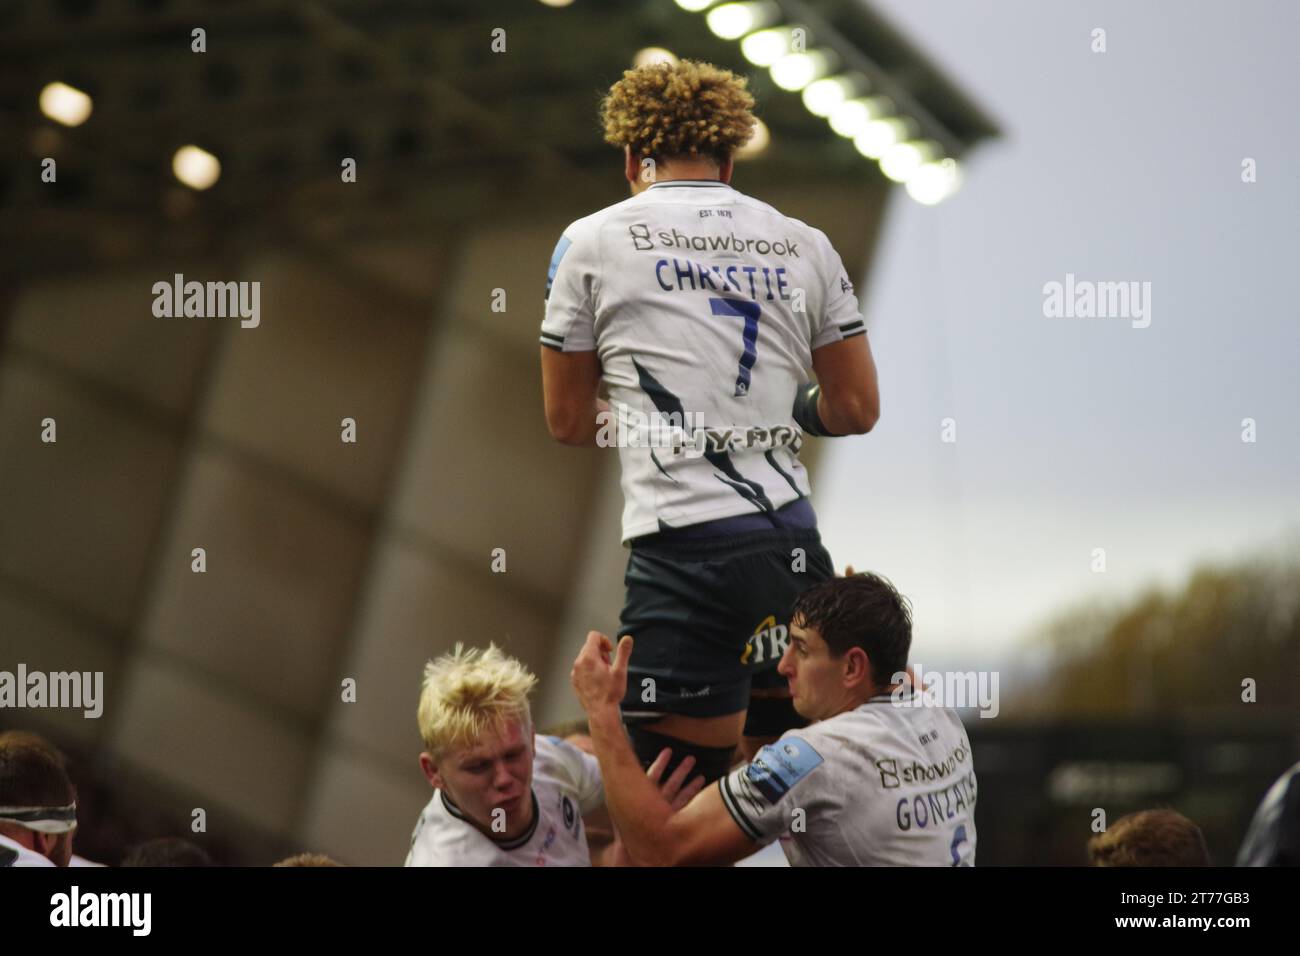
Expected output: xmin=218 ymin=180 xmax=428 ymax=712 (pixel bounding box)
xmin=792 ymin=382 xmax=838 ymax=437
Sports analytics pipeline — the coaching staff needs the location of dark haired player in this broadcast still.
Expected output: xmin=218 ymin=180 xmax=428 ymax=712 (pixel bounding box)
xmin=571 ymin=573 xmax=977 ymax=866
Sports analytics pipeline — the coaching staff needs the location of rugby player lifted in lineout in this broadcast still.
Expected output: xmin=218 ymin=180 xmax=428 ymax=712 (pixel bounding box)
xmin=541 ymin=60 xmax=879 ymax=783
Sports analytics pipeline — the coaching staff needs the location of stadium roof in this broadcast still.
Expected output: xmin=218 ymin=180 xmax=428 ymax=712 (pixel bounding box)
xmin=0 ymin=0 xmax=1000 ymax=276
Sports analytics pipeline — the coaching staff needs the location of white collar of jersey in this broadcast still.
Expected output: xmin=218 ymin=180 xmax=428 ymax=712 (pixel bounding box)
xmin=439 ymin=790 xmax=540 ymax=851
xmin=646 ymin=179 xmax=734 ymax=190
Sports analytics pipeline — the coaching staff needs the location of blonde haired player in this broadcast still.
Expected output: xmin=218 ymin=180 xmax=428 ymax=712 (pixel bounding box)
xmin=541 ymin=60 xmax=880 ymax=782
xmin=405 ymin=644 xmax=701 ymax=866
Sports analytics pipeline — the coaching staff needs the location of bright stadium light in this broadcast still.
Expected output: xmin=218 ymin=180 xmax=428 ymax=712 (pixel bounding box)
xmin=537 ymin=0 xmax=575 ymax=7
xmin=880 ymin=139 xmax=939 ymax=183
xmin=740 ymin=27 xmax=794 ymax=67
xmin=853 ymin=116 xmax=914 ymax=159
xmin=906 ymin=158 xmax=962 ymax=205
xmin=706 ymin=2 xmax=777 ymax=41
xmin=736 ymin=118 xmax=770 ymax=160
xmin=802 ymin=75 xmax=860 ymax=118
xmin=634 ymin=47 xmax=679 ymax=68
xmin=770 ymin=49 xmax=833 ymax=91
xmin=828 ymin=95 xmax=893 ymax=138
xmin=39 ymin=81 xmax=93 ymax=127
xmin=172 ymin=145 xmax=221 ymax=190
xmin=682 ymin=0 xmax=969 ymax=187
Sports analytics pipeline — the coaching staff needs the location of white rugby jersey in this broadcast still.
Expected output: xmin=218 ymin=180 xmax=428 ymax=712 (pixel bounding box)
xmin=541 ymin=180 xmax=865 ymax=542
xmin=404 ymin=735 xmax=603 ymax=867
xmin=0 ymin=832 xmax=55 ymax=867
xmin=719 ymin=688 xmax=977 ymax=866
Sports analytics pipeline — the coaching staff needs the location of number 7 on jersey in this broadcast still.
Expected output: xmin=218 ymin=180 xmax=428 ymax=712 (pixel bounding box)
xmin=709 ymin=296 xmax=761 ymax=397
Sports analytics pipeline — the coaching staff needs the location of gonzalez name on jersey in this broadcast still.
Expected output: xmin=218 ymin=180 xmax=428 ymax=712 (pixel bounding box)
xmin=719 ymin=686 xmax=978 ymax=866
xmin=404 ymin=735 xmax=604 ymax=867
xmin=541 ymin=180 xmax=865 ymax=542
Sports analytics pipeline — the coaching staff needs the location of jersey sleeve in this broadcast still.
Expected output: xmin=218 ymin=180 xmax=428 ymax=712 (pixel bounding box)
xmin=541 ymin=222 xmax=599 ymax=353
xmin=539 ymin=735 xmax=605 ymax=815
xmin=810 ymin=230 xmax=865 ymax=351
xmin=718 ymin=733 xmax=835 ymax=845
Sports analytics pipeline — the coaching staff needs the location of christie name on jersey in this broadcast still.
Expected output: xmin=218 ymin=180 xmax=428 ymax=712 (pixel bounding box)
xmin=654 ymin=257 xmax=794 ymax=302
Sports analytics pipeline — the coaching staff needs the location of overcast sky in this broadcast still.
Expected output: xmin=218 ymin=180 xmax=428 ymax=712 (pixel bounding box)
xmin=816 ymin=0 xmax=1300 ymax=674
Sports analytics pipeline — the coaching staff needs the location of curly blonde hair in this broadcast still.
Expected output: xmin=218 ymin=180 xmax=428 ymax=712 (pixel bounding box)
xmin=601 ymin=60 xmax=757 ymax=163
xmin=417 ymin=643 xmax=537 ymax=757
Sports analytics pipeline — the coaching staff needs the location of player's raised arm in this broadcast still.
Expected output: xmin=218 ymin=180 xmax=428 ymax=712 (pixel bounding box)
xmin=571 ymin=631 xmax=756 ymax=866
xmin=799 ymin=333 xmax=880 ymax=437
xmin=541 ymin=347 xmax=607 ymax=446
xmin=791 ymin=224 xmax=880 ymax=438
xmin=540 ymin=219 xmax=608 ymax=446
